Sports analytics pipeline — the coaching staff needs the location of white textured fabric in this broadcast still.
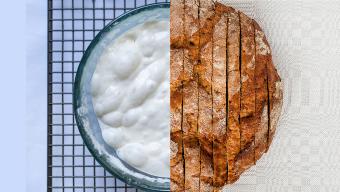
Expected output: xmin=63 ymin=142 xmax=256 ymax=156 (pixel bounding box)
xmin=217 ymin=0 xmax=340 ymax=191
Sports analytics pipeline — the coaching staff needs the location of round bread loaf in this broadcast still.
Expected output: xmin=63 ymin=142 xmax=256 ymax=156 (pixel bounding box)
xmin=170 ymin=1 xmax=283 ymax=191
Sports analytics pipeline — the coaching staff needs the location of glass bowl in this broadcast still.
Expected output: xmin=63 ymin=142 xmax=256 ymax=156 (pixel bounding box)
xmin=73 ymin=3 xmax=170 ymax=191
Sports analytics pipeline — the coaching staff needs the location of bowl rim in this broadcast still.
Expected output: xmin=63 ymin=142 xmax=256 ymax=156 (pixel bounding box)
xmin=73 ymin=3 xmax=170 ymax=191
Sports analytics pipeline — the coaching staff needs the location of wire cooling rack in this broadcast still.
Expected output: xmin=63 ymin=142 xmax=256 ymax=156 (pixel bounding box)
xmin=47 ymin=0 xmax=169 ymax=191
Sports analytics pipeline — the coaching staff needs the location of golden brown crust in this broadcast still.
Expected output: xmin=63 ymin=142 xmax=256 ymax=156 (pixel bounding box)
xmin=170 ymin=137 xmax=185 ymax=191
xmin=195 ymin=2 xmax=232 ymax=154
xmin=254 ymin=20 xmax=269 ymax=162
xmin=198 ymin=0 xmax=215 ymax=191
xmin=234 ymin=139 xmax=256 ymax=174
xmin=266 ymin=43 xmax=282 ymax=150
xmin=239 ymin=12 xmax=256 ymax=144
xmin=170 ymin=2 xmax=282 ymax=189
xmin=226 ymin=9 xmax=241 ymax=184
xmin=212 ymin=13 xmax=228 ymax=187
xmin=182 ymin=0 xmax=200 ymax=191
xmin=170 ymin=0 xmax=185 ymax=191
xmin=199 ymin=150 xmax=214 ymax=192
xmin=240 ymin=12 xmax=256 ymax=119
xmin=197 ymin=1 xmax=214 ymax=145
xmin=238 ymin=11 xmax=256 ymax=175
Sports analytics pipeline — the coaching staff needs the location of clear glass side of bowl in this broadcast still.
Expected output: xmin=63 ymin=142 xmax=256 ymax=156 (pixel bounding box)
xmin=73 ymin=3 xmax=170 ymax=192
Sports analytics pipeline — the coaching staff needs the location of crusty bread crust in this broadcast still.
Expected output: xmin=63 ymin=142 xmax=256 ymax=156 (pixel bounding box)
xmin=240 ymin=12 xmax=256 ymax=119
xmin=170 ymin=2 xmax=282 ymax=190
xmin=226 ymin=9 xmax=241 ymax=184
xmin=198 ymin=0 xmax=215 ymax=191
xmin=170 ymin=0 xmax=185 ymax=191
xmin=182 ymin=0 xmax=200 ymax=191
xmin=254 ymin=20 xmax=269 ymax=162
xmin=212 ymin=12 xmax=228 ymax=188
xmin=266 ymin=39 xmax=283 ymax=151
xmin=240 ymin=12 xmax=256 ymax=147
xmin=238 ymin=11 xmax=256 ymax=174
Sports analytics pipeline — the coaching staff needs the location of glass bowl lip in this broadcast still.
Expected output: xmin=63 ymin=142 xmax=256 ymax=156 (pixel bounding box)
xmin=73 ymin=3 xmax=170 ymax=192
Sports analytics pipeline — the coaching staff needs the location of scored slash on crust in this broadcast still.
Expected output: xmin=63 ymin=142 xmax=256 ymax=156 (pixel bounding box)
xmin=170 ymin=0 xmax=283 ymax=191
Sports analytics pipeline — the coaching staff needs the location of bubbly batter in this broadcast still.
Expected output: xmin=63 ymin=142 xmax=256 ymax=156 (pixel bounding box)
xmin=91 ymin=20 xmax=170 ymax=177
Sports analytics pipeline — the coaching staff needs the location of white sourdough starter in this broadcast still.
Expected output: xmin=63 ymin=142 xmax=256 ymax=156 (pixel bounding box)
xmin=91 ymin=21 xmax=170 ymax=177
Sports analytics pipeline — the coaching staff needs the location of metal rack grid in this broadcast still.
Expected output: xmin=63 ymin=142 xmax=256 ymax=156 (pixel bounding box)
xmin=47 ymin=0 xmax=169 ymax=191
